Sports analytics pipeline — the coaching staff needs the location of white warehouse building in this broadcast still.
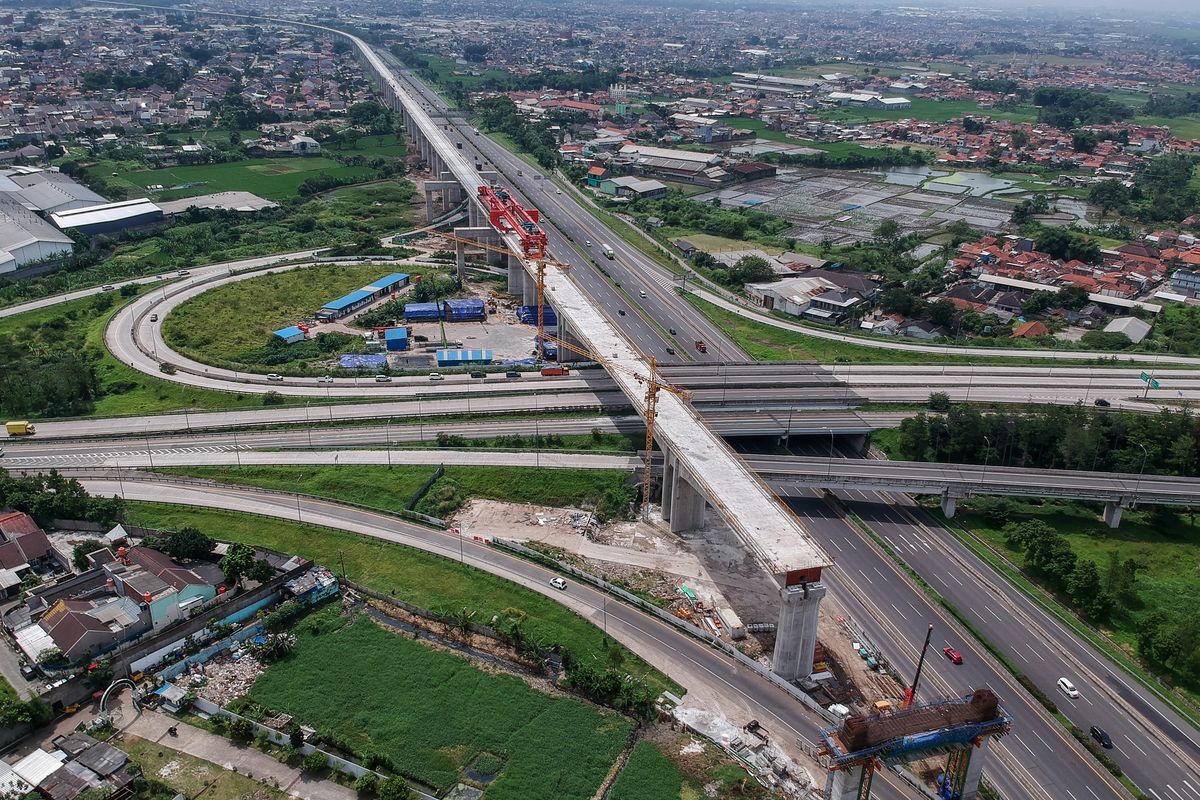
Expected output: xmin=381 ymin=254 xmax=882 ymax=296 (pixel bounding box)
xmin=0 ymin=194 xmax=74 ymax=274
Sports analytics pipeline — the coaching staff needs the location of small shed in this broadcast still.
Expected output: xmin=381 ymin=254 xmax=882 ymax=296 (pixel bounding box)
xmin=436 ymin=349 xmax=493 ymax=367
xmin=272 ymin=325 xmax=306 ymax=344
xmin=384 ymin=327 xmax=409 ymax=351
xmin=1103 ymin=316 xmax=1152 ymax=344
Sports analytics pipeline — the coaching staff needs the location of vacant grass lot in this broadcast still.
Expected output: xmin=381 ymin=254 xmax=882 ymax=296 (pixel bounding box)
xmin=0 ymin=290 xmax=313 ymax=419
xmin=812 ymin=99 xmax=1038 ymax=125
xmin=326 ymin=133 xmax=408 ymax=159
xmin=161 ymin=465 xmax=637 ymax=523
xmin=162 ymin=263 xmax=397 ymax=369
xmin=93 ymin=157 xmax=375 ymax=202
xmin=123 ymin=502 xmax=674 ymax=692
xmin=118 ymin=734 xmax=285 ymax=800
xmin=251 ymin=612 xmax=631 ymax=799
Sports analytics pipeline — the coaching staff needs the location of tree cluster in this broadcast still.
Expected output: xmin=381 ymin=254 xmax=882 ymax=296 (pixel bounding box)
xmin=82 ymin=61 xmax=189 ymax=92
xmin=628 ymin=193 xmax=788 ymax=241
xmin=140 ymin=526 xmax=216 ymax=560
xmin=1086 ymin=153 xmax=1199 ymax=224
xmin=0 ymin=472 xmax=124 ymax=526
xmin=1032 ymin=87 xmax=1131 ymax=130
xmin=894 ymin=405 xmax=1200 ymax=476
xmin=472 ymin=96 xmax=561 ymax=169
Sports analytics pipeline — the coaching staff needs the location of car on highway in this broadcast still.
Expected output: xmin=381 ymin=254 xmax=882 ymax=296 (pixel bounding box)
xmin=101 ymin=284 xmax=115 ymax=292
xmin=1090 ymin=726 xmax=1113 ymax=749
xmin=695 ymin=340 xmax=707 ymax=353
xmin=639 ymin=290 xmax=647 ymax=298
xmin=618 ymin=309 xmax=626 ymax=316
xmin=505 ymin=371 xmax=520 ymax=379
xmin=669 ymin=328 xmax=676 ymax=335
xmin=319 ymin=375 xmax=334 ymax=383
xmin=943 ymin=646 xmax=963 ymax=665
xmin=1057 ymin=677 xmax=1080 ymax=699
xmin=149 ymin=314 xmax=158 ymax=322
xmin=470 ymin=371 xmax=486 ymax=379
xmin=556 ymin=188 xmax=562 ymax=194
xmin=177 ymin=270 xmax=191 ymax=277
xmin=266 ymin=373 xmax=284 ymax=382
xmin=549 ymin=576 xmax=568 ymax=590
xmin=428 ymin=372 xmax=444 ymax=381
xmin=1094 ymin=398 xmax=1111 ymax=407
xmin=585 ymin=240 xmax=592 ymax=246
xmin=666 ymin=347 xmax=675 ymax=355
xmin=374 ymin=374 xmax=392 ymax=382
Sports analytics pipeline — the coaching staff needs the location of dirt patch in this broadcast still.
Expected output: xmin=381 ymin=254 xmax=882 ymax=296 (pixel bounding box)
xmin=182 ymin=650 xmax=267 ymax=707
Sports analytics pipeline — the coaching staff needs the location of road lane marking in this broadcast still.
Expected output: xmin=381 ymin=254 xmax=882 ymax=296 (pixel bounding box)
xmin=1086 ymin=787 xmax=1100 ymax=800
xmin=890 ymin=603 xmax=907 ymax=620
xmin=1064 ymin=790 xmax=1077 ymax=800
xmin=1015 ymin=736 xmax=1036 ymax=756
xmin=1183 ymin=780 xmax=1200 ymax=799
xmin=858 ymin=569 xmax=874 ymax=585
xmin=908 ymin=601 xmax=922 ymax=616
xmin=873 ymin=566 xmax=886 ymax=580
xmin=1032 ymin=730 xmax=1051 ymax=750
xmin=1168 ymin=785 xmax=1186 ymax=800
xmin=1125 ymin=735 xmax=1148 ymax=756
xmin=1026 ymin=643 xmax=1046 ymax=661
xmin=986 ymin=606 xmax=1003 ymax=622
xmin=830 ymin=539 xmax=843 ymax=552
xmin=947 ymin=572 xmax=965 ymax=586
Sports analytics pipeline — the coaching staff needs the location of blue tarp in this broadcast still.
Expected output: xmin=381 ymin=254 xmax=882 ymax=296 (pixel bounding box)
xmin=436 ymin=349 xmax=492 ymax=366
xmin=323 ymin=289 xmax=374 ymax=312
xmin=338 ymin=354 xmax=388 ymax=369
xmin=367 ymin=272 xmax=410 ymax=291
xmin=404 ymin=302 xmax=443 ymax=321
xmin=517 ymin=305 xmax=557 ymax=326
xmin=443 ymin=298 xmax=486 ymax=321
xmin=272 ymin=325 xmax=305 ymax=341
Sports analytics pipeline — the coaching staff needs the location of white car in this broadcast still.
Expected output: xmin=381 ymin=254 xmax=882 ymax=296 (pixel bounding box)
xmin=428 ymin=372 xmax=445 ymax=381
xmin=1057 ymin=677 xmax=1080 ymax=699
xmin=585 ymin=240 xmax=592 ymax=247
xmin=374 ymin=374 xmax=392 ymax=383
xmin=319 ymin=375 xmax=335 ymax=383
xmin=266 ymin=373 xmax=284 ymax=382
xmin=101 ymin=285 xmax=115 ymax=292
xmin=549 ymin=577 xmax=567 ymax=590
xmin=149 ymin=313 xmax=158 ymax=322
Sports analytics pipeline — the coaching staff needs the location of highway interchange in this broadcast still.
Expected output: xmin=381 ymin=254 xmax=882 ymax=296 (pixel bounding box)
xmin=5 ymin=11 xmax=1200 ymax=800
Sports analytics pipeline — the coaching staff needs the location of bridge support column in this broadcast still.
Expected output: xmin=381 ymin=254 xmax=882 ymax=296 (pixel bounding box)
xmin=668 ymin=465 xmax=706 ymax=533
xmin=507 ymin=257 xmax=525 ymax=296
xmin=958 ymin=738 xmax=990 ymax=800
xmin=941 ymin=493 xmax=958 ymax=519
xmin=825 ymin=762 xmax=872 ymax=800
xmin=772 ymin=579 xmax=826 ymax=681
xmin=424 ymin=181 xmax=458 ymax=222
xmin=660 ymin=452 xmax=676 ymax=520
xmin=452 ymin=226 xmax=499 ymax=282
xmin=557 ymin=320 xmax=587 ymax=363
xmin=522 ymin=273 xmax=538 ymax=306
xmin=1103 ymin=501 xmax=1125 ymax=528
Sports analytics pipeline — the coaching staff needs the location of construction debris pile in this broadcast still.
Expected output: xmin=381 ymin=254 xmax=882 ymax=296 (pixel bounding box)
xmin=179 ymin=648 xmax=266 ymax=706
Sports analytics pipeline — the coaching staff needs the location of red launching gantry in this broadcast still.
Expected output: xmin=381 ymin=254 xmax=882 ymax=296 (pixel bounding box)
xmin=477 ymin=185 xmax=548 ymax=259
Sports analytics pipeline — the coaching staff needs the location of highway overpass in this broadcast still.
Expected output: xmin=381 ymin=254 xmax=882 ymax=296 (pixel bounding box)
xmin=751 ymin=455 xmax=1200 ymax=526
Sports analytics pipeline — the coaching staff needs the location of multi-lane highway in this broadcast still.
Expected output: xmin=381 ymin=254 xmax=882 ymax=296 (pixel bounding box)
xmin=841 ymin=491 xmax=1200 ymax=800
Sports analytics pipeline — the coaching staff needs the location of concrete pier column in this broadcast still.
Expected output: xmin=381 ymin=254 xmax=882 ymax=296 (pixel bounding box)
xmin=959 ymin=738 xmax=990 ymax=800
xmin=825 ymin=763 xmax=871 ymax=800
xmin=522 ymin=275 xmax=538 ymax=306
xmin=507 ymin=258 xmax=525 ymax=296
xmin=1103 ymin=501 xmax=1125 ymax=528
xmin=771 ymin=579 xmax=826 ymax=681
xmin=661 ymin=452 xmax=676 ymax=521
xmin=479 ymin=170 xmax=501 ymax=187
xmin=557 ymin=321 xmax=586 ymax=363
xmin=452 ymin=226 xmax=497 ymax=282
xmin=941 ymin=493 xmax=958 ymax=519
xmin=668 ymin=467 xmax=706 ymax=533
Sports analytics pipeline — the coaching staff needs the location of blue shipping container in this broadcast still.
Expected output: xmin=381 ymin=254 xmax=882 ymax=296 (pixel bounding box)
xmin=404 ymin=302 xmax=443 ymax=321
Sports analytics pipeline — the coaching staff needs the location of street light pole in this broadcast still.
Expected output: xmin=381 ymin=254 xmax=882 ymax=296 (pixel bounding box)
xmin=1133 ymin=442 xmax=1149 ymax=507
xmin=386 ymin=418 xmax=393 ymax=469
xmin=145 ymin=437 xmax=155 ymax=470
xmin=981 ymin=435 xmax=992 ymax=488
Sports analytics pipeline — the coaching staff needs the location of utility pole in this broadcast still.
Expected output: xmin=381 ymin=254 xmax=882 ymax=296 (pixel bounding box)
xmin=903 ymin=624 xmax=935 ymax=709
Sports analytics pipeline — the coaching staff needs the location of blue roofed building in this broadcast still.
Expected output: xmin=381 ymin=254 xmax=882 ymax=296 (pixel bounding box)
xmin=272 ymin=325 xmax=306 ymax=344
xmin=384 ymin=327 xmax=409 ymax=351
xmin=315 ymin=273 xmax=412 ymax=321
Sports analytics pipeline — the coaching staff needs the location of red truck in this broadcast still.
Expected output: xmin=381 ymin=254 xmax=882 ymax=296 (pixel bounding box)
xmin=694 ymin=341 xmax=707 ymax=353
xmin=540 ymin=366 xmax=570 ymax=376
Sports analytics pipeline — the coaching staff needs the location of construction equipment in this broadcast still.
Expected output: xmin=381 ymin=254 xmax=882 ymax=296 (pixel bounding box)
xmin=477 ymin=185 xmax=548 ymax=258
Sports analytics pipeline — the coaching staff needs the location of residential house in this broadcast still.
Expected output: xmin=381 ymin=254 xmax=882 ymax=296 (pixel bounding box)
xmin=101 ymin=545 xmax=219 ymax=629
xmin=1011 ymin=320 xmax=1049 ymax=338
xmin=1103 ymin=316 xmax=1152 ymax=344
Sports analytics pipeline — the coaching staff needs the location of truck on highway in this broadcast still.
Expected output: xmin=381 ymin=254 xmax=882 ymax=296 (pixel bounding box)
xmin=540 ymin=366 xmax=569 ymax=376
xmin=602 ymin=244 xmax=614 ymax=260
xmin=5 ymin=421 xmax=35 ymax=436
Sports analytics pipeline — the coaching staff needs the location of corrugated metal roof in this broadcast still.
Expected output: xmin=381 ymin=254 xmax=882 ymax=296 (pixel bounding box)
xmin=366 ymin=272 xmax=409 ymax=290
xmin=383 ymin=328 xmax=408 ymax=340
xmin=322 ymin=289 xmax=374 ymax=311
xmin=273 ymin=325 xmax=305 ymax=339
xmin=0 ymin=194 xmax=73 ymax=252
xmin=13 ymin=749 xmax=66 ymax=787
xmin=74 ymin=741 xmax=127 ymax=777
xmin=50 ymin=198 xmax=162 ymax=230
